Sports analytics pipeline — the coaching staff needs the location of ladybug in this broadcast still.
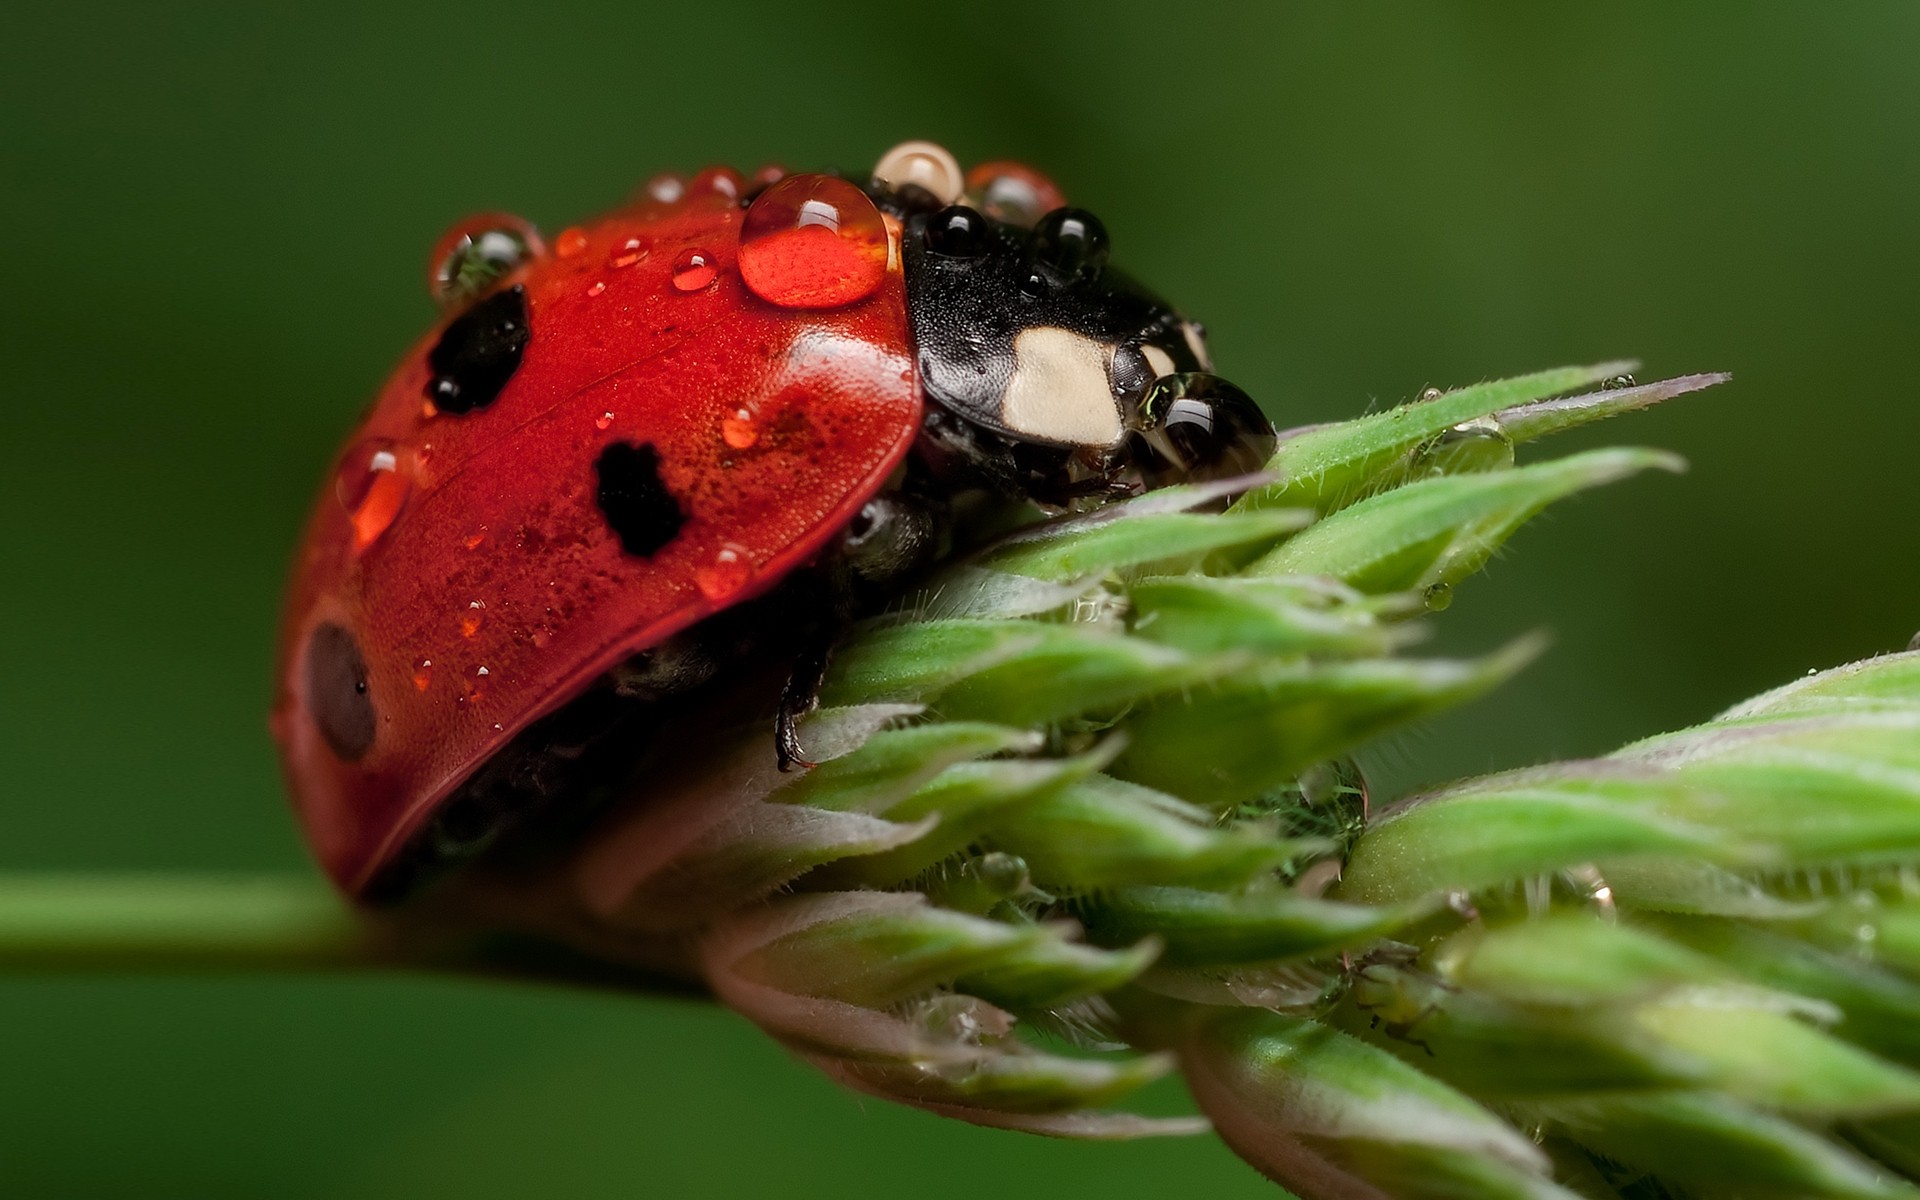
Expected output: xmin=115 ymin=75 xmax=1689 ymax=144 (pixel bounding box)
xmin=272 ymin=141 xmax=1276 ymax=898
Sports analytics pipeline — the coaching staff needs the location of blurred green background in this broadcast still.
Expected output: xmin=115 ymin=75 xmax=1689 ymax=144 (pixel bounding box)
xmin=4 ymin=3 xmax=1918 ymax=1196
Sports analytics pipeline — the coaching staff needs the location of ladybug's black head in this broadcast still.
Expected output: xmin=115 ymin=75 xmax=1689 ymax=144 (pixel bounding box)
xmin=870 ymin=141 xmax=1274 ymax=505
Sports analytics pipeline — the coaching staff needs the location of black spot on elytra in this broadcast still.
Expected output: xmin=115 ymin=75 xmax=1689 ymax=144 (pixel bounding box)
xmin=306 ymin=621 xmax=375 ymax=761
xmin=425 ymin=285 xmax=529 ymax=414
xmin=595 ymin=441 xmax=685 ymax=556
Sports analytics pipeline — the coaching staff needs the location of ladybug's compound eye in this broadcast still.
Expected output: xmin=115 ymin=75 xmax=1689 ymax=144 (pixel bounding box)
xmin=1128 ymin=372 xmax=1276 ymax=491
xmin=424 ymin=285 xmax=530 ymax=414
xmin=1030 ymin=208 xmax=1110 ymax=282
xmin=594 ymin=441 xmax=687 ymax=557
xmin=428 ymin=214 xmax=541 ymax=309
xmin=872 ymin=140 xmax=964 ymax=207
xmin=925 ymin=206 xmax=992 ymax=258
xmin=305 ymin=621 xmax=375 ymax=762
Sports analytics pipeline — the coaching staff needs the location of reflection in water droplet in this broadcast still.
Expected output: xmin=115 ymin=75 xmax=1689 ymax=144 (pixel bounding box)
xmin=737 ymin=174 xmax=888 ymax=308
xmin=412 ymin=659 xmax=434 ymax=692
xmin=1423 ymin=582 xmax=1454 ymax=612
xmin=428 ymin=214 xmax=540 ymax=308
xmin=1603 ymin=373 xmax=1637 ymax=390
xmin=647 ymin=174 xmax=684 ymax=204
xmin=694 ymin=543 xmax=755 ymax=602
xmin=460 ymin=600 xmax=486 ymax=639
xmin=335 ymin=440 xmax=412 ymax=551
xmin=460 ymin=664 xmax=490 ymax=703
xmin=721 ymin=407 xmax=759 ymax=449
xmin=1418 ymin=386 xmax=1444 ymax=402
xmin=609 ymin=238 xmax=645 ymax=269
xmin=595 ymin=411 xmax=615 ymax=431
xmin=671 ymin=249 xmax=717 ymax=292
xmin=555 ymin=227 xmax=588 ymax=258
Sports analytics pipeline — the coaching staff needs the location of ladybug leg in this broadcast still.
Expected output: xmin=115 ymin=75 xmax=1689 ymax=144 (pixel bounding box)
xmin=775 ymin=635 xmax=832 ymax=772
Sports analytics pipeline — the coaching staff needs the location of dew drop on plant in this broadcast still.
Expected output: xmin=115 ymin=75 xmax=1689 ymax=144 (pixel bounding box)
xmin=1906 ymin=629 xmax=1920 ymax=652
xmin=1423 ymin=581 xmax=1453 ymax=611
xmin=671 ymin=248 xmax=718 ymax=292
xmin=334 ymin=439 xmax=411 ymax=552
xmin=428 ymin=214 xmax=540 ymax=308
xmin=1418 ymin=386 xmax=1444 ymax=402
xmin=1418 ymin=417 xmax=1514 ymax=475
xmin=694 ymin=543 xmax=754 ymax=601
xmin=1603 ymin=373 xmax=1637 ymax=390
xmin=736 ymin=174 xmax=888 ymax=308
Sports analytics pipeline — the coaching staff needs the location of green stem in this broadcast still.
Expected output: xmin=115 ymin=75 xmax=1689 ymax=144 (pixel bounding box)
xmin=0 ymin=874 xmax=387 ymax=972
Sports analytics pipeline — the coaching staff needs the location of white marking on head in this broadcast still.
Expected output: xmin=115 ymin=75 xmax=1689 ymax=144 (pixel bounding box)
xmin=873 ymin=141 xmax=964 ymax=206
xmin=1001 ymin=327 xmax=1124 ymax=446
xmin=1182 ymin=321 xmax=1213 ymax=371
xmin=1141 ymin=344 xmax=1177 ymax=378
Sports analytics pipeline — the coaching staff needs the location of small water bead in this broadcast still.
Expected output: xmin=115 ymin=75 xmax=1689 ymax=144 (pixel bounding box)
xmin=691 ymin=166 xmax=743 ymax=201
xmin=671 ymin=248 xmax=718 ymax=292
xmin=412 ymin=659 xmax=434 ymax=692
xmin=1128 ymin=373 xmax=1276 ymax=491
xmin=554 ymin=227 xmax=589 ymax=258
xmin=694 ymin=542 xmax=754 ymax=601
xmin=965 ymin=161 xmax=1066 ymax=227
xmin=585 ymin=280 xmax=607 ymax=298
xmin=1418 ymin=386 xmax=1444 ymax=402
xmin=1423 ymin=581 xmax=1454 ymax=611
xmin=925 ymin=205 xmax=992 ymax=258
xmin=428 ymin=214 xmax=541 ymax=308
xmin=460 ymin=664 xmax=491 ymax=703
xmin=609 ymin=237 xmax=645 ymax=269
xmin=720 ymin=408 xmax=759 ymax=449
xmin=1421 ymin=417 xmax=1515 ymax=475
xmin=873 ymin=140 xmax=964 ymax=206
xmin=595 ymin=411 xmax=615 ymax=431
xmin=462 ymin=528 xmax=488 ymax=551
xmin=1029 ymin=207 xmax=1109 ymax=281
xmin=1602 ymin=373 xmax=1637 ymax=390
xmin=646 ymin=173 xmax=685 ymax=204
xmin=460 ymin=600 xmax=486 ymax=639
xmin=334 ymin=439 xmax=412 ymax=551
xmin=737 ymin=174 xmax=888 ymax=309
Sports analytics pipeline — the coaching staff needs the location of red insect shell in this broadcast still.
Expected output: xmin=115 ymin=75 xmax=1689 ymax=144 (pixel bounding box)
xmin=272 ymin=175 xmax=919 ymax=894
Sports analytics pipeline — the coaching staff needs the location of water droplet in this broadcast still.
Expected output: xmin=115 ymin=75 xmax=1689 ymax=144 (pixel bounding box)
xmin=671 ymin=248 xmax=718 ymax=292
xmin=428 ymin=214 xmax=540 ymax=308
xmin=873 ymin=140 xmax=964 ymax=206
xmin=595 ymin=411 xmax=615 ymax=431
xmin=692 ymin=166 xmax=743 ymax=201
xmin=585 ymin=280 xmax=607 ymax=297
xmin=1029 ymin=207 xmax=1109 ymax=281
xmin=737 ymin=174 xmax=888 ymax=308
xmin=720 ymin=407 xmax=759 ymax=449
xmin=609 ymin=237 xmax=645 ymax=269
xmin=462 ymin=528 xmax=488 ymax=551
xmin=1418 ymin=386 xmax=1444 ymax=402
xmin=460 ymin=600 xmax=486 ymax=639
xmin=925 ymin=205 xmax=991 ymax=258
xmin=412 ymin=659 xmax=434 ymax=692
xmin=554 ymin=227 xmax=588 ymax=258
xmin=1907 ymin=630 xmax=1920 ymax=652
xmin=1423 ymin=582 xmax=1454 ymax=611
xmin=334 ymin=439 xmax=412 ymax=551
xmin=694 ymin=543 xmax=755 ymax=601
xmin=964 ymin=161 xmax=1066 ymax=227
xmin=460 ymin=664 xmax=491 ymax=703
xmin=1418 ymin=417 xmax=1515 ymax=475
xmin=646 ymin=173 xmax=684 ymax=204
xmin=1603 ymin=373 xmax=1637 ymax=390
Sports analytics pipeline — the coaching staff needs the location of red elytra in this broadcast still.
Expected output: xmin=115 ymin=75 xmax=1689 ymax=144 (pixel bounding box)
xmin=273 ymin=174 xmax=919 ymax=894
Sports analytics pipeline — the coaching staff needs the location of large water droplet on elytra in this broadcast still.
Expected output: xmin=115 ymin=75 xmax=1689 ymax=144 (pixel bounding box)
xmin=334 ymin=439 xmax=412 ymax=551
xmin=694 ymin=543 xmax=755 ymax=601
xmin=460 ymin=664 xmax=491 ymax=704
xmin=608 ymin=237 xmax=645 ymax=269
xmin=459 ymin=600 xmax=486 ymax=639
xmin=671 ymin=248 xmax=717 ymax=292
xmin=692 ymin=166 xmax=743 ymax=202
xmin=412 ymin=658 xmax=434 ymax=692
xmin=554 ymin=227 xmax=588 ymax=259
xmin=736 ymin=174 xmax=888 ymax=309
xmin=428 ymin=214 xmax=540 ymax=308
